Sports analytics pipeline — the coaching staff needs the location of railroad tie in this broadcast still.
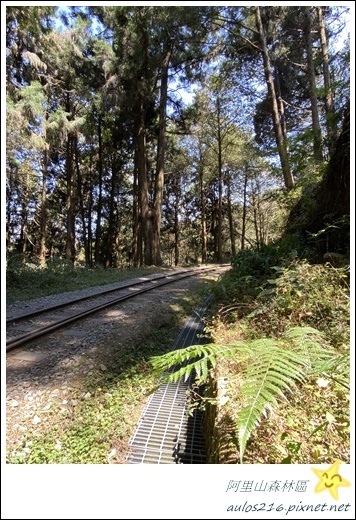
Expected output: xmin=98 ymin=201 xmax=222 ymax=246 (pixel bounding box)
xmin=125 ymin=297 xmax=211 ymax=464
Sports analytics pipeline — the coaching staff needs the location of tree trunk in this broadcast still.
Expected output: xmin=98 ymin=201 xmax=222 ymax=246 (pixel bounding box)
xmin=65 ymin=134 xmax=76 ymax=263
xmin=255 ymin=6 xmax=294 ymax=189
xmin=87 ymin=154 xmax=94 ymax=266
xmin=211 ymin=196 xmax=219 ymax=262
xmin=305 ymin=7 xmax=323 ymax=162
xmin=94 ymin=115 xmax=103 ymax=265
xmin=216 ymin=96 xmax=223 ymax=262
xmin=317 ymin=6 xmax=337 ymax=157
xmin=153 ymin=43 xmax=173 ymax=265
xmin=173 ymin=173 xmax=180 ymax=266
xmin=38 ymin=145 xmax=49 ymax=265
xmin=227 ymin=170 xmax=236 ymax=257
xmin=19 ymin=171 xmax=29 ymax=260
xmin=132 ymin=151 xmax=140 ymax=267
xmin=274 ymin=69 xmax=288 ymax=142
xmin=200 ymin=163 xmax=208 ymax=264
xmin=241 ymin=171 xmax=248 ymax=250
xmin=6 ymin=170 xmax=13 ymax=252
xmin=252 ymin=194 xmax=260 ymax=250
xmin=136 ymin=11 xmax=153 ymax=266
xmin=75 ymin=138 xmax=89 ymax=265
xmin=137 ymin=102 xmax=153 ymax=266
xmin=114 ymin=224 xmax=121 ymax=268
xmin=105 ymin=159 xmax=119 ymax=269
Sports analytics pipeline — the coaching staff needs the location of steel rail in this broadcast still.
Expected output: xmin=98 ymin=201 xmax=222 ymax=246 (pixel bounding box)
xmin=6 ymin=266 xmax=221 ymax=352
xmin=6 ymin=267 xmax=201 ymax=325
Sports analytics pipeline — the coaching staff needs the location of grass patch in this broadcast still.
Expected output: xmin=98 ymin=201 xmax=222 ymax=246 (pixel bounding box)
xmin=6 ymin=287 xmax=206 ymax=464
xmin=7 ymin=327 xmax=178 ymax=464
xmin=209 ymin=254 xmax=350 ymax=463
xmin=151 ymin=247 xmax=350 ymax=464
xmin=6 ymin=258 xmax=168 ymax=304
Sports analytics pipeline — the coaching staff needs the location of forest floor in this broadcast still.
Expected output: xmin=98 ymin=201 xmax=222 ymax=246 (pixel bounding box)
xmin=6 ymin=269 xmax=221 ymax=464
xmin=5 ymin=261 xmax=350 ymax=465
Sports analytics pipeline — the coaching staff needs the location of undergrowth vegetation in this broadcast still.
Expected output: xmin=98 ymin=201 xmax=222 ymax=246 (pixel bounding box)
xmin=6 ymin=247 xmax=350 ymax=464
xmin=151 ymin=244 xmax=350 ymax=464
xmin=6 ymin=256 xmax=165 ymax=304
xmin=6 ymin=303 xmax=192 ymax=464
xmin=6 ymin=281 xmax=207 ymax=464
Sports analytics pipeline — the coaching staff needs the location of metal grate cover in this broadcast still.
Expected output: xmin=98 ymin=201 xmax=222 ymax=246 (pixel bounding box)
xmin=126 ymin=298 xmax=211 ymax=464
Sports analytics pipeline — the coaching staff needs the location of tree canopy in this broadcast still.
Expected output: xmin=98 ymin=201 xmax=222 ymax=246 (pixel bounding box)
xmin=6 ymin=5 xmax=350 ymax=267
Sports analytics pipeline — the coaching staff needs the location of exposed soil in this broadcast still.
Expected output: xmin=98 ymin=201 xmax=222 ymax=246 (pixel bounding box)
xmin=6 ymin=270 xmax=223 ymax=463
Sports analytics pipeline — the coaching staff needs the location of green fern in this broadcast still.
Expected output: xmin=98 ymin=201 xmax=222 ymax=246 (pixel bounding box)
xmin=285 ymin=326 xmax=350 ymax=388
xmin=285 ymin=326 xmax=326 ymax=370
xmin=150 ymin=326 xmax=341 ymax=463
xmin=237 ymin=338 xmax=306 ymax=463
xmin=150 ymin=343 xmax=242 ymax=383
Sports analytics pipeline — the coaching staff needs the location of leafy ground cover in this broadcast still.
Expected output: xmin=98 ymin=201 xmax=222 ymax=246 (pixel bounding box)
xmin=6 ymin=267 xmax=209 ymax=464
xmin=8 ymin=325 xmax=178 ymax=464
xmin=6 ymin=258 xmax=168 ymax=304
xmin=6 ymin=256 xmax=350 ymax=464
xmin=151 ymin=247 xmax=350 ymax=464
xmin=207 ymin=252 xmax=350 ymax=463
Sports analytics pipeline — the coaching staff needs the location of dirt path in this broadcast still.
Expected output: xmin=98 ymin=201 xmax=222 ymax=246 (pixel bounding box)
xmin=6 ymin=269 xmax=224 ymax=463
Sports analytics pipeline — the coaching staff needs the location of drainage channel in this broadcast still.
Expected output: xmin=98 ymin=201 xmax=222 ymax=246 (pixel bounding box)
xmin=125 ymin=297 xmax=211 ymax=464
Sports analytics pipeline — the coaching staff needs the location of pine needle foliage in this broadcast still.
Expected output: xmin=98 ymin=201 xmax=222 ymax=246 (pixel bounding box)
xmin=150 ymin=326 xmax=333 ymax=463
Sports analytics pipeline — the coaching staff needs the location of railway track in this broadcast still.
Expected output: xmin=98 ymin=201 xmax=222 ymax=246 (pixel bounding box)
xmin=6 ymin=265 xmax=227 ymax=352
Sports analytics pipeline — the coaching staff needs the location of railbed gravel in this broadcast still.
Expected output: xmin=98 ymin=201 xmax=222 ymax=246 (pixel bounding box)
xmin=6 ymin=269 xmax=223 ymax=463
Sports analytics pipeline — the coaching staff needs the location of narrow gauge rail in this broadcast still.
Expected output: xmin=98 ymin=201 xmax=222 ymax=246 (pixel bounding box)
xmin=6 ymin=265 xmax=224 ymax=352
xmin=6 ymin=267 xmax=200 ymax=325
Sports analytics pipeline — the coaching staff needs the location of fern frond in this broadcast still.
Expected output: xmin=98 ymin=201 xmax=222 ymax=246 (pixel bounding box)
xmin=317 ymin=353 xmax=350 ymax=389
xmin=285 ymin=326 xmax=324 ymax=366
xmin=284 ymin=326 xmax=345 ymax=376
xmin=150 ymin=342 xmax=244 ymax=384
xmin=238 ymin=340 xmax=306 ymax=463
xmin=285 ymin=326 xmax=324 ymax=340
xmin=165 ymin=360 xmax=197 ymax=383
xmin=150 ymin=325 xmax=345 ymax=464
xmin=319 ymin=351 xmax=349 ymax=376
